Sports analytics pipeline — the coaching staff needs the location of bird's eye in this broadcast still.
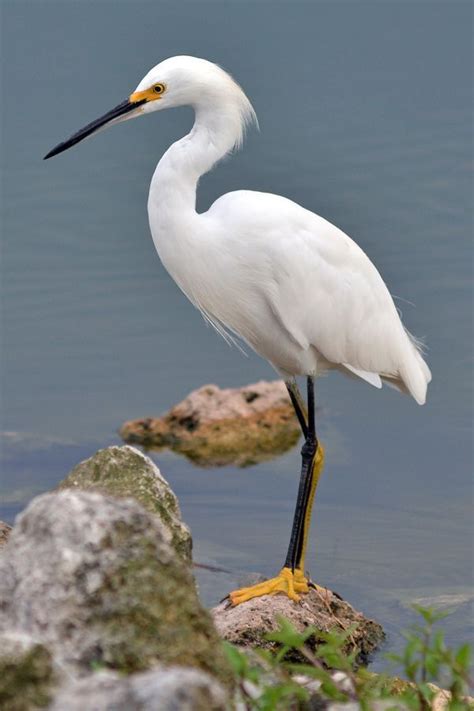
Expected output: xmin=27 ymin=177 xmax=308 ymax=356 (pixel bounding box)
xmin=153 ymin=83 xmax=165 ymax=95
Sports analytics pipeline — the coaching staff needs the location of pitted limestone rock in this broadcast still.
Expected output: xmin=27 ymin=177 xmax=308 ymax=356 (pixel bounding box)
xmin=213 ymin=584 xmax=384 ymax=667
xmin=0 ymin=490 xmax=231 ymax=688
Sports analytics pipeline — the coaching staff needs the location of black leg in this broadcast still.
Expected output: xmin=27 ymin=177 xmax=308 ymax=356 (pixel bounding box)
xmin=228 ymin=377 xmax=323 ymax=606
xmin=307 ymin=376 xmax=315 ymax=439
xmin=294 ymin=377 xmax=319 ymax=569
xmin=285 ymin=379 xmax=308 ymax=439
xmin=284 ymin=376 xmax=318 ymax=571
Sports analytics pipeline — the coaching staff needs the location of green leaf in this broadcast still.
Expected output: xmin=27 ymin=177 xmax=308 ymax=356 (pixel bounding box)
xmin=274 ymin=644 xmax=291 ymax=664
xmin=256 ymin=681 xmax=309 ymax=711
xmin=265 ymin=616 xmax=315 ymax=648
xmin=447 ymin=700 xmax=473 ymax=711
xmin=455 ymin=643 xmax=471 ymax=670
xmin=284 ymin=662 xmax=325 ymax=678
xmin=412 ymin=604 xmax=449 ymax=624
xmin=320 ymin=678 xmax=348 ymax=701
xmin=404 ymin=636 xmax=421 ymax=664
xmin=424 ymin=652 xmax=440 ymax=678
xmin=433 ymin=629 xmax=446 ymax=655
xmin=254 ymin=648 xmax=274 ymax=664
xmin=417 ymin=681 xmax=436 ymax=703
xmin=406 ymin=660 xmax=421 ymax=681
xmin=223 ymin=642 xmax=249 ymax=676
xmin=317 ymin=626 xmax=355 ymax=645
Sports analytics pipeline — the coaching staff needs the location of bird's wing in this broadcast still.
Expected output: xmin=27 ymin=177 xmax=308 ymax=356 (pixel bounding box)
xmin=267 ymin=202 xmax=430 ymax=401
xmin=266 ymin=215 xmax=402 ymax=366
xmin=209 ymin=190 xmax=430 ymax=403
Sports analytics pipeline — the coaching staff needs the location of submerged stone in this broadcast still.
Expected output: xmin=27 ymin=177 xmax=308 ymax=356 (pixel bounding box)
xmin=57 ymin=445 xmax=191 ymax=562
xmin=0 ymin=491 xmax=232 ymax=690
xmin=119 ymin=380 xmax=300 ymax=467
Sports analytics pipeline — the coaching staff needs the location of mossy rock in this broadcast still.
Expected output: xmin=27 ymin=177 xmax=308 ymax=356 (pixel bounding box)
xmin=57 ymin=446 xmax=191 ymax=562
xmin=0 ymin=635 xmax=54 ymax=711
xmin=0 ymin=491 xmax=233 ymax=690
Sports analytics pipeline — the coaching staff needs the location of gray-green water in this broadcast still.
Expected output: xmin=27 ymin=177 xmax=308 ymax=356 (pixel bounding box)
xmin=1 ymin=1 xmax=472 ymax=668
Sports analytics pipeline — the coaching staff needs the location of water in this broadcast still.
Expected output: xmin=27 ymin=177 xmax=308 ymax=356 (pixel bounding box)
xmin=1 ymin=1 xmax=472 ymax=669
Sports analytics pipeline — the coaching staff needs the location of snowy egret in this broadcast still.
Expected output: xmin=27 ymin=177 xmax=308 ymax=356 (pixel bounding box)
xmin=45 ymin=56 xmax=431 ymax=605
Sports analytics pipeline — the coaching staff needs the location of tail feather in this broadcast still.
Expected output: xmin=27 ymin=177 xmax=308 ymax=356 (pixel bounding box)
xmin=338 ymin=329 xmax=431 ymax=405
xmin=399 ymin=347 xmax=432 ymax=405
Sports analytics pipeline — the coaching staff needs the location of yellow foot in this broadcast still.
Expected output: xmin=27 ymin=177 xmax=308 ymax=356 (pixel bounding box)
xmin=229 ymin=567 xmax=309 ymax=606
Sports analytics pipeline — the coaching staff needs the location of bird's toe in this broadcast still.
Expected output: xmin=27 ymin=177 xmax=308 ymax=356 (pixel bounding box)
xmin=228 ymin=567 xmax=310 ymax=606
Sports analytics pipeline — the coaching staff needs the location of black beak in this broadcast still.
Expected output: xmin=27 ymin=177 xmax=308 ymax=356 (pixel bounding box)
xmin=44 ymin=98 xmax=147 ymax=160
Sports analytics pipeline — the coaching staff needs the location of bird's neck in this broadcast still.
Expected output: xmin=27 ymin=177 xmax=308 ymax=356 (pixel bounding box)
xmin=148 ymin=101 xmax=246 ymax=219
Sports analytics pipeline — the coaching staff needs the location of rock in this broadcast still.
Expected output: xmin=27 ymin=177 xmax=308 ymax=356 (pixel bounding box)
xmin=0 ymin=491 xmax=232 ymax=690
xmin=119 ymin=380 xmax=301 ymax=467
xmin=48 ymin=667 xmax=227 ymax=711
xmin=0 ymin=632 xmax=55 ymax=711
xmin=322 ymin=693 xmax=472 ymax=711
xmin=212 ymin=585 xmax=384 ymax=666
xmin=0 ymin=521 xmax=12 ymax=548
xmin=57 ymin=445 xmax=191 ymax=562
xmin=428 ymin=685 xmax=474 ymax=711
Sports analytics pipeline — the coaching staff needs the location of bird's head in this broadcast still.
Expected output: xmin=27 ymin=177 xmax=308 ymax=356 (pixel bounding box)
xmin=44 ymin=56 xmax=256 ymax=159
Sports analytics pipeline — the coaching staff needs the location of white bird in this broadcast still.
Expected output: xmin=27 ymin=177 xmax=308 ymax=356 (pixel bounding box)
xmin=45 ymin=56 xmax=431 ymax=605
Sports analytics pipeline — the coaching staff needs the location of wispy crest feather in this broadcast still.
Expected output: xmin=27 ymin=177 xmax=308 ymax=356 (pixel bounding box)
xmin=221 ymin=70 xmax=259 ymax=150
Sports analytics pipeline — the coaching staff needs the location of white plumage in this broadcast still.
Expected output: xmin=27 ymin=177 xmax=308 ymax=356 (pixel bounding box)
xmin=143 ymin=57 xmax=431 ymax=404
xmin=45 ymin=55 xmax=432 ymax=604
xmin=45 ymin=55 xmax=431 ymax=405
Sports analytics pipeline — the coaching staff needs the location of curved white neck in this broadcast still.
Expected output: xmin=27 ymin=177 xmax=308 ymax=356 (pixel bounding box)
xmin=149 ymin=102 xmax=242 ymax=219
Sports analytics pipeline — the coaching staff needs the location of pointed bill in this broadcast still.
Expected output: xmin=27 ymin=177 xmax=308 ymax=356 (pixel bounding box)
xmin=44 ymin=97 xmax=147 ymax=160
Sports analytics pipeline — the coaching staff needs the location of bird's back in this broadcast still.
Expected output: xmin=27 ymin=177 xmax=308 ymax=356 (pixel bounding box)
xmin=202 ymin=190 xmax=431 ymax=404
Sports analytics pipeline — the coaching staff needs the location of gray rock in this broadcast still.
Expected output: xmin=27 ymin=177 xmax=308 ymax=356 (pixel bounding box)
xmin=212 ymin=585 xmax=384 ymax=666
xmin=0 ymin=490 xmax=232 ymax=689
xmin=56 ymin=445 xmax=192 ymax=561
xmin=48 ymin=667 xmax=227 ymax=711
xmin=317 ymin=689 xmax=466 ymax=711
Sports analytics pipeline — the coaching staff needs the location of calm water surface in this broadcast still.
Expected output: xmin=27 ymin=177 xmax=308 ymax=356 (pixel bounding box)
xmin=1 ymin=1 xmax=472 ymax=668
